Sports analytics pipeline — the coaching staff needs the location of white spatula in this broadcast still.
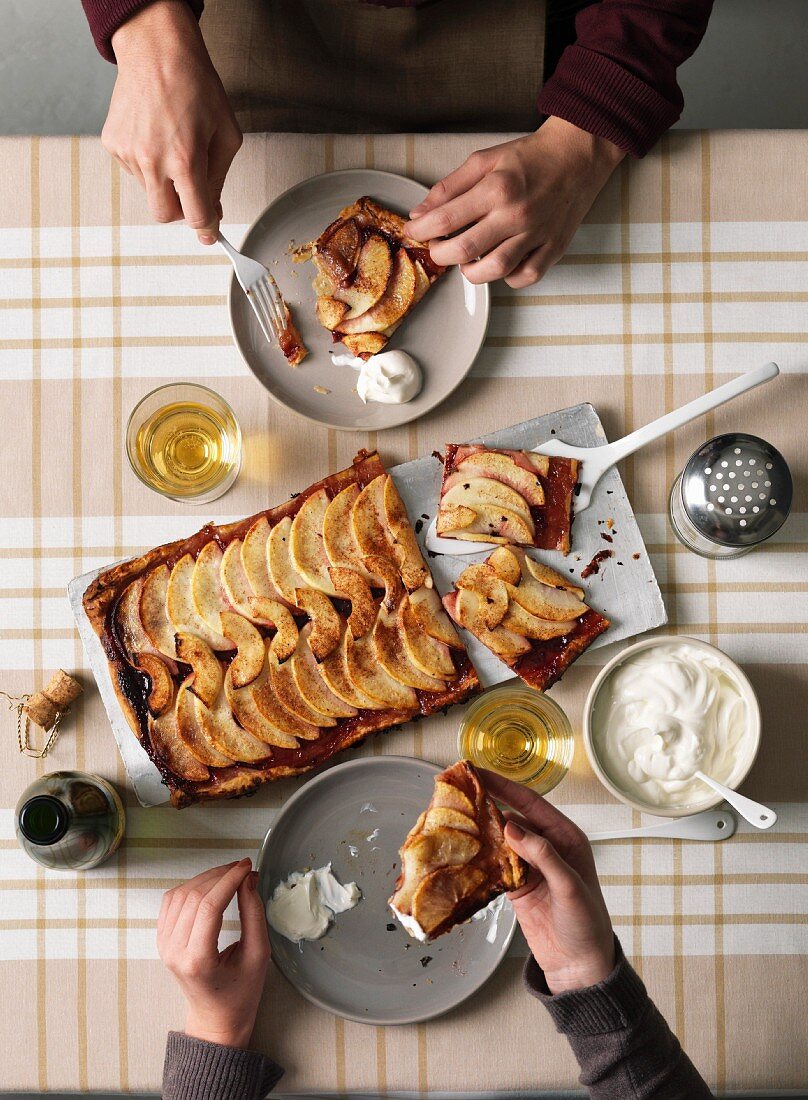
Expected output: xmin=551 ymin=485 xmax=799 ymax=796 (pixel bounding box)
xmin=587 ymin=808 xmax=737 ymax=842
xmin=425 ymin=361 xmax=780 ymax=557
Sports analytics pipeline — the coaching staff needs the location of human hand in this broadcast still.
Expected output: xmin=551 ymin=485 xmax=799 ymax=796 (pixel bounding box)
xmin=103 ymin=0 xmax=242 ymax=244
xmin=481 ymin=771 xmax=615 ymax=995
xmin=157 ymin=858 xmax=270 ymax=1048
xmin=404 ymin=117 xmax=624 ymax=288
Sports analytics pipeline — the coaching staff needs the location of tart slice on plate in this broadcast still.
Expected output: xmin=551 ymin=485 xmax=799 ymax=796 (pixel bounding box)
xmin=436 ymin=443 xmax=579 ymax=553
xmin=442 ymin=546 xmax=610 ymax=692
xmin=295 ymin=196 xmax=445 ymax=361
xmin=389 ymin=760 xmax=527 ymax=941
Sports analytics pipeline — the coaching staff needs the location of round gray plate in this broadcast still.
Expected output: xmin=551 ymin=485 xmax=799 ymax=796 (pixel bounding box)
xmin=228 ymin=168 xmax=490 ymax=431
xmin=256 ymin=756 xmax=516 ymax=1025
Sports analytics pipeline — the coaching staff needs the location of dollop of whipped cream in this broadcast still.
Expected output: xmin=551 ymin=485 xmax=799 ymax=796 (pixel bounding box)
xmin=265 ymin=864 xmax=361 ymax=944
xmin=389 ymin=904 xmax=428 ymax=942
xmin=331 ymin=350 xmax=422 ymax=404
xmin=593 ymin=643 xmax=751 ymax=808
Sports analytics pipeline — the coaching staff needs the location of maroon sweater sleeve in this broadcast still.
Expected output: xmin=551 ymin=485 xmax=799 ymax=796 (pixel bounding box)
xmin=80 ymin=0 xmax=204 ymax=62
xmin=525 ymin=938 xmax=713 ymax=1098
xmin=539 ymin=1 xmax=714 ymax=157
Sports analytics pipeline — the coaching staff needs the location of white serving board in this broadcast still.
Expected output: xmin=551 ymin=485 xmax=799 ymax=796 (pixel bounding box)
xmin=391 ymin=402 xmax=667 ymax=687
xmin=68 ymin=400 xmax=666 ymax=807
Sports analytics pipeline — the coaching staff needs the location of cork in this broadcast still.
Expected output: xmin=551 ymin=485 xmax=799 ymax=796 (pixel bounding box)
xmin=22 ymin=670 xmax=83 ymax=730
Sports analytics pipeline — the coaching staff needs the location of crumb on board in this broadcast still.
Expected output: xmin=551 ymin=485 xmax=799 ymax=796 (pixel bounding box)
xmin=606 ymin=518 xmax=614 ymax=530
xmin=313 ymin=385 xmax=331 ymax=395
xmin=633 ymin=552 xmax=641 ymax=560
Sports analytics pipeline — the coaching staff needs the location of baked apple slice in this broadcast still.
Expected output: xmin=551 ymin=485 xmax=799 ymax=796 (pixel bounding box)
xmin=373 ymin=602 xmax=448 ymax=692
xmin=195 ymin=691 xmax=272 ymax=764
xmin=290 ymin=489 xmax=339 ymax=596
xmin=290 ymin=624 xmax=359 ymax=719
xmin=345 ymin=631 xmax=419 ymax=711
xmin=268 ymin=516 xmax=307 ymax=605
xmin=219 ymin=611 xmax=265 ymax=688
xmin=167 ymin=554 xmax=234 ymax=651
xmin=267 ymin=645 xmax=336 ymax=728
xmin=139 ymin=564 xmax=179 ymax=663
xmin=407 ymin=586 xmax=463 ymax=649
xmin=224 ymin=667 xmax=300 ymax=749
xmin=400 ymin=597 xmax=457 ymax=680
xmin=134 ymin=652 xmax=175 ymax=717
xmin=339 ymin=249 xmax=416 ymax=335
xmin=319 ymin=626 xmax=385 ymax=710
xmin=175 ymin=679 xmax=234 ymax=767
xmin=175 ymin=632 xmax=223 ymax=708
xmin=149 ymin=710 xmax=209 ymax=781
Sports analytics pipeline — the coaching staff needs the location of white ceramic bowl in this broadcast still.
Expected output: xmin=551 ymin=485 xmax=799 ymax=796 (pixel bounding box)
xmin=582 ymin=635 xmax=761 ymax=818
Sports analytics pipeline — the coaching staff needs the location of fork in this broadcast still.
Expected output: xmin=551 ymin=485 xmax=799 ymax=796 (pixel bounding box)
xmin=217 ymin=231 xmax=286 ymax=347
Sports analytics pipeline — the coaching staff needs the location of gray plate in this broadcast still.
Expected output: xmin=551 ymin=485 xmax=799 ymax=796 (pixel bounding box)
xmin=228 ymin=168 xmax=490 ymax=431
xmin=256 ymin=757 xmax=517 ymax=1026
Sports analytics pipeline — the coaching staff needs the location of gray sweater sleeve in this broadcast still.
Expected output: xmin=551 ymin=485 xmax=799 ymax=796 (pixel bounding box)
xmin=525 ymin=938 xmax=713 ymax=1099
xmin=162 ymin=1031 xmax=283 ymax=1099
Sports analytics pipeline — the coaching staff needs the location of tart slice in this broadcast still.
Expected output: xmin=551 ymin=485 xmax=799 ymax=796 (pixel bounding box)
xmin=389 ymin=760 xmax=527 ymax=941
xmin=442 ymin=546 xmax=610 ymax=692
xmin=295 ymin=196 xmax=445 ymax=361
xmin=436 ymin=444 xmax=579 ymax=554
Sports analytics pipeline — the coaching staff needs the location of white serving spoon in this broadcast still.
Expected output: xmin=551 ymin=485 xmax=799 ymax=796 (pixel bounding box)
xmin=425 ymin=361 xmax=780 ymax=557
xmin=587 ymin=808 xmax=737 ymax=842
xmin=693 ymin=772 xmax=777 ymax=829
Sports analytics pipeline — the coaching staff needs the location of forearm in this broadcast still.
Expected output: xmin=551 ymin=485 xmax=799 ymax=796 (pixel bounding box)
xmin=163 ymin=1032 xmax=283 ymax=1100
xmin=80 ymin=0 xmax=204 ymax=62
xmin=539 ymin=0 xmax=714 ymax=156
xmin=526 ymin=938 xmax=713 ymax=1099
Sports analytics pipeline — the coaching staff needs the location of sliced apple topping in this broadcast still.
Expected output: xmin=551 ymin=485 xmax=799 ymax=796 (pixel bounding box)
xmin=373 ymin=602 xmax=447 ymax=692
xmin=424 ymin=806 xmax=479 ymax=836
xmin=501 ymin=600 xmax=576 ymax=640
xmin=175 ymin=679 xmax=234 ymax=767
xmin=194 ymin=691 xmax=271 ymax=763
xmin=505 ymin=552 xmax=588 ymax=621
xmin=191 ymin=541 xmax=232 ymax=634
xmin=167 ymin=554 xmax=234 ymax=651
xmin=435 ymin=503 xmax=477 ymax=536
xmin=290 ymin=624 xmax=358 ymax=719
xmin=315 ymin=296 xmax=350 ymax=331
xmin=290 ymin=489 xmax=338 ymax=596
xmin=319 ymin=627 xmax=384 ymax=710
xmin=522 ymin=554 xmax=585 ymax=597
xmin=486 ymin=546 xmax=521 ymax=585
xmin=408 ymin=586 xmax=463 ymax=649
xmin=294 ymin=588 xmax=341 ymax=661
xmin=433 ymin=779 xmax=475 ymax=815
xmin=454 ymin=564 xmax=509 ymax=629
xmin=345 ymin=631 xmax=419 ymax=711
xmin=267 ymin=516 xmax=306 ymax=605
xmin=241 ymin=517 xmax=280 ymax=600
xmin=437 ymin=502 xmax=533 ymax=545
xmin=134 ymin=652 xmax=174 ymax=716
xmin=221 ymin=539 xmax=261 ymax=620
xmin=253 ymin=653 xmax=323 ymax=740
xmin=363 ymin=553 xmax=404 ymax=612
xmin=314 ymin=216 xmax=361 ymax=284
xmin=340 ymin=248 xmax=416 ymax=335
xmin=410 ymin=865 xmax=486 ymax=938
xmin=224 ymin=666 xmax=300 ymax=749
xmin=450 ymin=451 xmax=546 ymax=507
xmin=407 ymin=828 xmax=481 ymax=870
xmin=383 ymin=474 xmax=430 ymax=591
xmin=175 ymin=632 xmax=223 ymax=708
xmin=116 ymin=576 xmax=176 ymax=672
xmin=400 ymin=597 xmax=457 ymax=679
xmin=445 ymin=589 xmax=531 ymax=661
xmin=334 ymin=231 xmax=393 ymax=318
xmin=251 ymin=597 xmax=299 ymax=662
xmin=219 ymin=611 xmax=265 ymax=688
xmin=526 ymin=452 xmax=551 ymax=477
xmin=328 ymin=566 xmax=375 ymax=638
xmin=442 ymin=478 xmax=534 ymax=533
xmin=139 ymin=564 xmax=179 ymax=662
xmin=341 ymin=332 xmax=389 ymax=360
xmin=351 ymin=475 xmax=388 ymax=557
xmin=148 ymin=711 xmax=209 ymax=782
xmin=267 ymin=645 xmax=335 ymax=728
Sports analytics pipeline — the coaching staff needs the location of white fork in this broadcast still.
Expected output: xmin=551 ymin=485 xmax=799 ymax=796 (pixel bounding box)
xmin=217 ymin=231 xmax=287 ymax=347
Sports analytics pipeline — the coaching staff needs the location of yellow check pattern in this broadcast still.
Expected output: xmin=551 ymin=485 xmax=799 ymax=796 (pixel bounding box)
xmin=0 ymin=131 xmax=806 ymax=1093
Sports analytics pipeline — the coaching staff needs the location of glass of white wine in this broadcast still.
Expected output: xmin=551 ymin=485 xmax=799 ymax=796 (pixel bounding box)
xmin=126 ymin=384 xmax=242 ymax=504
xmin=458 ymin=683 xmax=574 ymax=794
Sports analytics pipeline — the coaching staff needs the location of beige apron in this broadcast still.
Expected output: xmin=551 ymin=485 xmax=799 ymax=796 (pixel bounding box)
xmin=201 ymin=0 xmax=545 ymax=133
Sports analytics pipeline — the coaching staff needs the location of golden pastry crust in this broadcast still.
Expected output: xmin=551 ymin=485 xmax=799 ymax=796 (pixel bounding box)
xmin=84 ymin=451 xmax=480 ymax=807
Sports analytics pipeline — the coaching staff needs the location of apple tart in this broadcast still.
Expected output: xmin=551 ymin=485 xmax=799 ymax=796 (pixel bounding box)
xmin=442 ymin=546 xmax=610 ymax=692
xmin=389 ymin=760 xmax=527 ymax=941
xmin=437 ymin=444 xmax=579 ymax=553
xmin=83 ymin=451 xmax=480 ymax=807
xmin=294 ymin=196 xmax=445 ymax=360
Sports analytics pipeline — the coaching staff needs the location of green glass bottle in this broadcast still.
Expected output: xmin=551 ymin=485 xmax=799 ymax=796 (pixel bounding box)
xmin=15 ymin=771 xmax=125 ymax=871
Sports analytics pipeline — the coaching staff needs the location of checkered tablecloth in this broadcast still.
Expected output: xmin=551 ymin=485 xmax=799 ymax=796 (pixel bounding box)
xmin=0 ymin=132 xmax=806 ymax=1095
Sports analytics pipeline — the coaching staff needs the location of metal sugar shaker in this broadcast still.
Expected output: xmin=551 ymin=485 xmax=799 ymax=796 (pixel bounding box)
xmin=669 ymin=433 xmax=792 ymax=559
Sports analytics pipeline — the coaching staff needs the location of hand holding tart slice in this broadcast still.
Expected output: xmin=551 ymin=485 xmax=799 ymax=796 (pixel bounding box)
xmin=389 ymin=760 xmax=527 ymax=941
xmin=295 ymin=196 xmax=445 ymax=361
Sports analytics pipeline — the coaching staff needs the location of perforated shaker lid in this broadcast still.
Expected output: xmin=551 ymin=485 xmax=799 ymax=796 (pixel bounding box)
xmin=680 ymin=433 xmax=792 ymax=548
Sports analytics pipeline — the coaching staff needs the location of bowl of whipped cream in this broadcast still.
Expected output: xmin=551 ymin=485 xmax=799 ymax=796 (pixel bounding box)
xmin=583 ymin=636 xmax=761 ymax=817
